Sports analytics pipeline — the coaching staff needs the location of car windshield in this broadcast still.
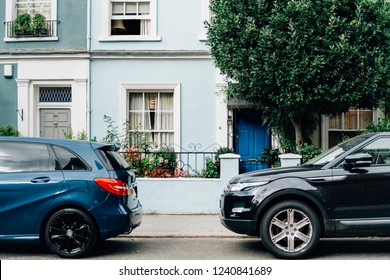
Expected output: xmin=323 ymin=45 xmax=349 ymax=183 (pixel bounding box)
xmin=303 ymin=134 xmax=373 ymax=166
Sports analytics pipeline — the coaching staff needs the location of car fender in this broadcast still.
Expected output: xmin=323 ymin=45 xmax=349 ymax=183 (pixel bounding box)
xmin=254 ymin=177 xmax=333 ymax=233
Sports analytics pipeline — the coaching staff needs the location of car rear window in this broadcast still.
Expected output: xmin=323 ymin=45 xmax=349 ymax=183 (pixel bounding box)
xmin=95 ymin=147 xmax=130 ymax=171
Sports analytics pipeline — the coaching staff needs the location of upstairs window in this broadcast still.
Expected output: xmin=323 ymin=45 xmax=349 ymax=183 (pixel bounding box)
xmin=111 ymin=1 xmax=152 ymax=36
xmin=16 ymin=0 xmax=52 ymax=19
xmin=4 ymin=0 xmax=58 ymax=40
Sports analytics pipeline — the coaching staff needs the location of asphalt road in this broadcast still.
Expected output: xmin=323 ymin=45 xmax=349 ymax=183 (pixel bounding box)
xmin=1 ymin=236 xmax=390 ymax=260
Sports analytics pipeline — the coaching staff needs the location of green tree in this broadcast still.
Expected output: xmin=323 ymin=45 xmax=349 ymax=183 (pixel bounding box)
xmin=207 ymin=0 xmax=390 ymax=147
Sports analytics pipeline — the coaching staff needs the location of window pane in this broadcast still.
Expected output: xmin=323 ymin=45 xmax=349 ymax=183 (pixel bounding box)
xmin=139 ymin=2 xmax=150 ymax=15
xmin=360 ymin=138 xmax=390 ymax=165
xmin=145 ymin=93 xmax=157 ymax=111
xmin=160 ymin=112 xmax=173 ymax=130
xmin=130 ymin=112 xmax=143 ymax=130
xmin=53 ymin=146 xmax=87 ymax=171
xmin=159 ymin=93 xmax=173 ymax=110
xmin=125 ymin=2 xmax=137 ymax=15
xmin=16 ymin=0 xmax=51 ymax=18
xmin=0 ymin=142 xmax=55 ymax=172
xmin=112 ymin=2 xmax=124 ymax=15
xmin=122 ymin=19 xmax=141 ymax=35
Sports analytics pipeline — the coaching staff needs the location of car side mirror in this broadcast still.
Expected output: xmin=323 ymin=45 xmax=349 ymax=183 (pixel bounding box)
xmin=343 ymin=153 xmax=373 ymax=170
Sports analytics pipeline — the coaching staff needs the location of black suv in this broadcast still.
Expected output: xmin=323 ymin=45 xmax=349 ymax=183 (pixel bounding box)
xmin=220 ymin=132 xmax=390 ymax=259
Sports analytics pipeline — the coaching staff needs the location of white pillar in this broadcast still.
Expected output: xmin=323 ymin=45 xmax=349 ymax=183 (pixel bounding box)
xmin=16 ymin=79 xmax=31 ymax=136
xmin=220 ymin=153 xmax=241 ymax=190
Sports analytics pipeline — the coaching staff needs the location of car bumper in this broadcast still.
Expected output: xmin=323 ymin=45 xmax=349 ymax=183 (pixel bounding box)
xmin=127 ymin=201 xmax=143 ymax=232
xmin=95 ymin=199 xmax=143 ymax=240
xmin=220 ymin=216 xmax=259 ymax=236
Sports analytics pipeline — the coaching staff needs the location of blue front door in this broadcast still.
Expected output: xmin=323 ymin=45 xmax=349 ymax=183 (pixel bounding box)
xmin=236 ymin=110 xmax=270 ymax=172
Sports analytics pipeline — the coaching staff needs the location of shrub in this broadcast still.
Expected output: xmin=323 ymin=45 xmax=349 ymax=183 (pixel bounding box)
xmin=0 ymin=125 xmax=19 ymax=136
xmin=299 ymin=143 xmax=322 ymax=163
xmin=363 ymin=118 xmax=390 ymax=133
xmin=200 ymin=157 xmax=219 ymax=178
xmin=260 ymin=147 xmax=280 ymax=167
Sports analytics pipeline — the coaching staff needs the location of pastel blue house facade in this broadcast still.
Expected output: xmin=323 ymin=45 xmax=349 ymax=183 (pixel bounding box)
xmin=89 ymin=0 xmax=228 ymax=154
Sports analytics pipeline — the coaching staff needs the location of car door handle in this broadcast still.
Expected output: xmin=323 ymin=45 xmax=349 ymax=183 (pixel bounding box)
xmin=31 ymin=177 xmax=51 ymax=183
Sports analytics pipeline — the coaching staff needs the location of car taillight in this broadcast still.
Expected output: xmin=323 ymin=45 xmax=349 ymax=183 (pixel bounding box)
xmin=94 ymin=178 xmax=129 ymax=196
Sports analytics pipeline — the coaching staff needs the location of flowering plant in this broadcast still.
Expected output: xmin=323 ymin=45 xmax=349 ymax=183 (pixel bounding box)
xmin=125 ymin=146 xmax=178 ymax=178
xmin=143 ymin=147 xmax=177 ymax=178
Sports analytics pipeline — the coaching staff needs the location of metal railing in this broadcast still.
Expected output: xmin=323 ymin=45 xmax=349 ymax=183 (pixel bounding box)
xmin=120 ymin=143 xmax=220 ymax=178
xmin=4 ymin=20 xmax=58 ymax=38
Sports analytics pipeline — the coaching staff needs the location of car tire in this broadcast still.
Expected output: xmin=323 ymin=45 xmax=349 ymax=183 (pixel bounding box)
xmin=44 ymin=208 xmax=97 ymax=258
xmin=260 ymin=200 xmax=320 ymax=259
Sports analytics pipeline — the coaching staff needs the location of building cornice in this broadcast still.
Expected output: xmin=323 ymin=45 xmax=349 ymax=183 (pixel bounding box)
xmin=0 ymin=49 xmax=213 ymax=60
xmin=0 ymin=48 xmax=90 ymax=59
xmin=91 ymin=50 xmax=212 ymax=59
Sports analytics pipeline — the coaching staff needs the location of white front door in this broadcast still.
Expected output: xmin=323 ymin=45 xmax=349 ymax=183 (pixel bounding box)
xmin=40 ymin=109 xmax=71 ymax=138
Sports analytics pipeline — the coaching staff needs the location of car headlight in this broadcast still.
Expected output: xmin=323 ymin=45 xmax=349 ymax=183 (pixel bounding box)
xmin=230 ymin=180 xmax=269 ymax=192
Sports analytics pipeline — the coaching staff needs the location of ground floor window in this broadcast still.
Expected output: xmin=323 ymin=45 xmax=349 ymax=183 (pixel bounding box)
xmin=328 ymin=108 xmax=373 ymax=147
xmin=128 ymin=91 xmax=174 ymax=147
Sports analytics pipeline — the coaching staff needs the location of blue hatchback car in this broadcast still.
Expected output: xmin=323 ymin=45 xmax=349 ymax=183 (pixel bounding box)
xmin=0 ymin=137 xmax=142 ymax=258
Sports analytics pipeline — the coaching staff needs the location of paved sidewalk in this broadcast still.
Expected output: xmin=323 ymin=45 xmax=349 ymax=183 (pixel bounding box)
xmin=129 ymin=215 xmax=242 ymax=238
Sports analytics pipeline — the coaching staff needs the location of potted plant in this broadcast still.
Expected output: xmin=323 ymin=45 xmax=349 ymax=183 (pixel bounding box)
xmin=215 ymin=147 xmax=234 ymax=162
xmin=32 ymin=13 xmax=48 ymax=36
xmin=214 ymin=147 xmax=234 ymax=175
xmin=13 ymin=13 xmax=32 ymax=37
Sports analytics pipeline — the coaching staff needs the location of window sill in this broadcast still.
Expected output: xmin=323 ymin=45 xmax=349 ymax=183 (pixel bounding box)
xmin=98 ymin=35 xmax=162 ymax=42
xmin=4 ymin=37 xmax=59 ymax=42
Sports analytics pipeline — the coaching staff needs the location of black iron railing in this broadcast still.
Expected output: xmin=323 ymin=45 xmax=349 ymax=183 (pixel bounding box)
xmin=4 ymin=20 xmax=58 ymax=38
xmin=120 ymin=143 xmax=220 ymax=178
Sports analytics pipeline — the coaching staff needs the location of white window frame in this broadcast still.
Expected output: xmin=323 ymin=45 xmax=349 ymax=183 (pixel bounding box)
xmin=4 ymin=0 xmax=58 ymax=42
xmin=120 ymin=83 xmax=181 ymax=150
xmin=100 ymin=0 xmax=161 ymax=42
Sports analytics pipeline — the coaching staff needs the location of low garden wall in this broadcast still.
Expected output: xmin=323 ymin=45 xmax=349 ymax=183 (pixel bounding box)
xmin=137 ymin=178 xmax=221 ymax=214
xmin=136 ymin=153 xmax=240 ymax=214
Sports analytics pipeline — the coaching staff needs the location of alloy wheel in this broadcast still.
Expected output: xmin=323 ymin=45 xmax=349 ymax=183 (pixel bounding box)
xmin=269 ymin=208 xmax=313 ymax=252
xmin=44 ymin=209 xmax=96 ymax=258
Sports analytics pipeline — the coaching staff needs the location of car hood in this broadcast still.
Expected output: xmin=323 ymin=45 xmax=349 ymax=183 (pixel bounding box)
xmin=229 ymin=165 xmax=322 ymax=184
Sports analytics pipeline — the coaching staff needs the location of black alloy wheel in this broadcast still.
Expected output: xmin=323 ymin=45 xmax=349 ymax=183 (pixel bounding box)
xmin=44 ymin=208 xmax=97 ymax=258
xmin=260 ymin=200 xmax=320 ymax=259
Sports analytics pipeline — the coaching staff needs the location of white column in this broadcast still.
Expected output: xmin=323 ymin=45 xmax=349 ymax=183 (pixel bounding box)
xmin=16 ymin=79 xmax=31 ymax=136
xmin=72 ymin=79 xmax=89 ymax=137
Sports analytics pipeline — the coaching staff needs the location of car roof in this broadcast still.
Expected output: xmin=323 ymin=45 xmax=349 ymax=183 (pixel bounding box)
xmin=0 ymin=136 xmax=111 ymax=150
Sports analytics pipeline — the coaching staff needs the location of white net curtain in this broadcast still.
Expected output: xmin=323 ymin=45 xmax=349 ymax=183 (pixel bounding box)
xmin=129 ymin=92 xmax=174 ymax=147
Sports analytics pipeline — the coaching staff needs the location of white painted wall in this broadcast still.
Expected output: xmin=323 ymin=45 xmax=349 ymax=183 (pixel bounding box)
xmin=137 ymin=154 xmax=240 ymax=214
xmin=16 ymin=59 xmax=89 ymax=137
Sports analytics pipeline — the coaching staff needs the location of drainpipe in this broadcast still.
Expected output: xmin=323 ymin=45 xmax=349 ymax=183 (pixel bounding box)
xmin=86 ymin=0 xmax=92 ymax=139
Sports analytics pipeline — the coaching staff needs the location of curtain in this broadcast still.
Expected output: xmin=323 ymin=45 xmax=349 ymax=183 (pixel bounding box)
xmin=159 ymin=93 xmax=174 ymax=145
xmin=129 ymin=92 xmax=174 ymax=147
xmin=140 ymin=20 xmax=151 ymax=35
xmin=129 ymin=93 xmax=143 ymax=131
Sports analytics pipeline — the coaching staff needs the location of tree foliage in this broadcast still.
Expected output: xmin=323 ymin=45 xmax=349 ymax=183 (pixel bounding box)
xmin=207 ymin=0 xmax=390 ymax=146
